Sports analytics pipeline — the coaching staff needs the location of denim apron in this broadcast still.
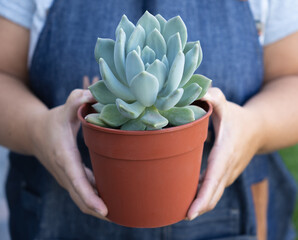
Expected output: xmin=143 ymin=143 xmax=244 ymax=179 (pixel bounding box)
xmin=6 ymin=0 xmax=296 ymax=239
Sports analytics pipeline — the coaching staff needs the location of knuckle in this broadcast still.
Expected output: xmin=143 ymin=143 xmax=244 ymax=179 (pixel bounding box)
xmin=82 ymin=198 xmax=94 ymax=210
xmin=71 ymin=176 xmax=83 ymax=190
xmin=207 ymin=202 xmax=216 ymax=211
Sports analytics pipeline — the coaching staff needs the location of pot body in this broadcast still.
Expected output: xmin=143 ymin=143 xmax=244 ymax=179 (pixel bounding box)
xmin=78 ymin=101 xmax=212 ymax=228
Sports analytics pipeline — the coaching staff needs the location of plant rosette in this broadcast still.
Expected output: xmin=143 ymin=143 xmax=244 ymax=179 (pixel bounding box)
xmin=78 ymin=11 xmax=213 ymax=228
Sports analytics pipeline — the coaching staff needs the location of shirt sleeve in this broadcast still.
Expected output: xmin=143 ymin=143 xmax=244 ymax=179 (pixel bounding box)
xmin=264 ymin=0 xmax=298 ymax=45
xmin=0 ymin=0 xmax=35 ymax=29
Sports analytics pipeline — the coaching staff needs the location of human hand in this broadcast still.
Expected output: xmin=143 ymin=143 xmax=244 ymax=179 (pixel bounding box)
xmin=31 ymin=87 xmax=108 ymax=220
xmin=187 ymin=87 xmax=263 ymax=220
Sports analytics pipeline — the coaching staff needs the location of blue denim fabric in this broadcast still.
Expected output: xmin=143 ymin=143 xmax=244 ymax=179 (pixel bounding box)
xmin=6 ymin=0 xmax=296 ymax=239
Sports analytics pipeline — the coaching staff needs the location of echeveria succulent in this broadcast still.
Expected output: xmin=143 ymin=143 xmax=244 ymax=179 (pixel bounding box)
xmin=86 ymin=11 xmax=212 ymax=130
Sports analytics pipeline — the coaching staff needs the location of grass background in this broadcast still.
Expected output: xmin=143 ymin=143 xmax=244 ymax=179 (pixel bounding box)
xmin=279 ymin=144 xmax=298 ymax=239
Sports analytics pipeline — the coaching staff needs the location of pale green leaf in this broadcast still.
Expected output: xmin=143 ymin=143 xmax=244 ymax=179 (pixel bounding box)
xmin=183 ymin=41 xmax=199 ymax=54
xmin=163 ymin=16 xmax=187 ymax=49
xmin=88 ymin=80 xmax=117 ymax=104
xmin=146 ymin=29 xmax=166 ymax=60
xmin=92 ymin=102 xmax=105 ymax=113
xmin=155 ymin=88 xmax=184 ymax=111
xmin=115 ymin=15 xmax=135 ymax=41
xmin=99 ymin=58 xmax=135 ymax=101
xmin=183 ymin=74 xmax=212 ymax=99
xmin=121 ymin=118 xmax=146 ymax=131
xmin=126 ymin=25 xmax=146 ymax=54
xmin=186 ymin=105 xmax=206 ymax=120
xmin=100 ymin=104 xmax=129 ymax=127
xmin=176 ymin=83 xmax=202 ymax=107
xmin=94 ymin=38 xmax=119 ymax=79
xmin=155 ymin=14 xmax=167 ymax=34
xmin=160 ymin=107 xmax=195 ymax=126
xmin=141 ymin=107 xmax=168 ymax=128
xmin=114 ymin=28 xmax=127 ymax=84
xmin=116 ymin=99 xmax=145 ymax=119
xmin=179 ymin=43 xmax=200 ymax=87
xmin=137 ymin=11 xmax=160 ymax=36
xmin=141 ymin=46 xmax=156 ymax=65
xmin=146 ymin=59 xmax=167 ymax=91
xmin=162 ymin=55 xmax=169 ymax=71
xmin=126 ymin=50 xmax=145 ymax=85
xmin=166 ymin=33 xmax=182 ymax=67
xmin=85 ymin=113 xmax=108 ymax=127
xmin=159 ymin=51 xmax=185 ymax=97
xmin=130 ymin=71 xmax=159 ymax=107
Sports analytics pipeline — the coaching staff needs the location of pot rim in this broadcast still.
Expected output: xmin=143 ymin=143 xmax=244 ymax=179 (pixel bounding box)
xmin=77 ymin=100 xmax=212 ymax=136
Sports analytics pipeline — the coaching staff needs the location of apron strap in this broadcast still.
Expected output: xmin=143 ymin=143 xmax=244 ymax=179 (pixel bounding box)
xmin=251 ymin=179 xmax=269 ymax=240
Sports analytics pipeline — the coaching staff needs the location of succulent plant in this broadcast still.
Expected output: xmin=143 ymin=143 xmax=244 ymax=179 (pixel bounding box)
xmin=85 ymin=11 xmax=212 ymax=130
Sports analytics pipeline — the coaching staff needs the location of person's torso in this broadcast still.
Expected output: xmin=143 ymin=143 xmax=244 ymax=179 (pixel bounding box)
xmin=8 ymin=1 xmax=272 ymax=239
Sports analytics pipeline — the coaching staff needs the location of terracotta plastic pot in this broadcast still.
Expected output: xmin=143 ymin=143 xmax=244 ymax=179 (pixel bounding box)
xmin=78 ymin=100 xmax=212 ymax=228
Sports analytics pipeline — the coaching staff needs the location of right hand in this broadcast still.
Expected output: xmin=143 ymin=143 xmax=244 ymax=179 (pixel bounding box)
xmin=31 ymin=88 xmax=109 ymax=220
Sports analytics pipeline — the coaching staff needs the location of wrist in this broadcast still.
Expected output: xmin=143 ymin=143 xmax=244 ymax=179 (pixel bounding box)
xmin=25 ymin=106 xmax=49 ymax=157
xmin=243 ymin=104 xmax=267 ymax=155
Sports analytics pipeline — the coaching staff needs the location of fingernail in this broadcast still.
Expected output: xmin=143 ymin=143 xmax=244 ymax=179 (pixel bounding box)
xmin=189 ymin=212 xmax=199 ymax=221
xmin=95 ymin=208 xmax=106 ymax=216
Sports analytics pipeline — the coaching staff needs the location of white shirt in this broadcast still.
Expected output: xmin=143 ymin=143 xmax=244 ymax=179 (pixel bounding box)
xmin=1 ymin=0 xmax=298 ymax=65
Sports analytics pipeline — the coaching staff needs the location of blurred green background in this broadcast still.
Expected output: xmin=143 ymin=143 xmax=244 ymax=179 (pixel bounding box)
xmin=280 ymin=144 xmax=298 ymax=239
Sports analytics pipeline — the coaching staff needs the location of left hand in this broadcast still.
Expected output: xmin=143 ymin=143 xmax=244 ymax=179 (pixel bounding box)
xmin=187 ymin=87 xmax=263 ymax=220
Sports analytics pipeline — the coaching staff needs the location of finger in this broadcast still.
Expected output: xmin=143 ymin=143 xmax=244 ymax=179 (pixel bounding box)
xmin=62 ymin=149 xmax=108 ymax=217
xmin=187 ymin=176 xmax=219 ymax=220
xmin=84 ymin=166 xmax=99 ymax=196
xmin=68 ymin=170 xmax=108 ymax=216
xmin=187 ymin=147 xmax=226 ymax=220
xmin=71 ymin=173 xmax=108 ymax=216
xmin=201 ymin=87 xmax=226 ymax=116
xmin=68 ymin=186 xmax=109 ymax=221
xmin=92 ymin=76 xmax=99 ymax=84
xmin=84 ymin=166 xmax=96 ymax=187
xmin=52 ymin=139 xmax=108 ymax=218
xmin=208 ymin=175 xmax=228 ymax=210
xmin=83 ymin=76 xmax=90 ymax=89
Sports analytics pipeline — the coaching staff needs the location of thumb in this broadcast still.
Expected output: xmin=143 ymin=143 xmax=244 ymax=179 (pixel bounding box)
xmin=65 ymin=89 xmax=95 ymax=121
xmin=201 ymin=87 xmax=227 ymax=116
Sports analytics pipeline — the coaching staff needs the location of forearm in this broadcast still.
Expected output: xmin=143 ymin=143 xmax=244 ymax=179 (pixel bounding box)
xmin=0 ymin=71 xmax=48 ymax=155
xmin=244 ymin=75 xmax=298 ymax=153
